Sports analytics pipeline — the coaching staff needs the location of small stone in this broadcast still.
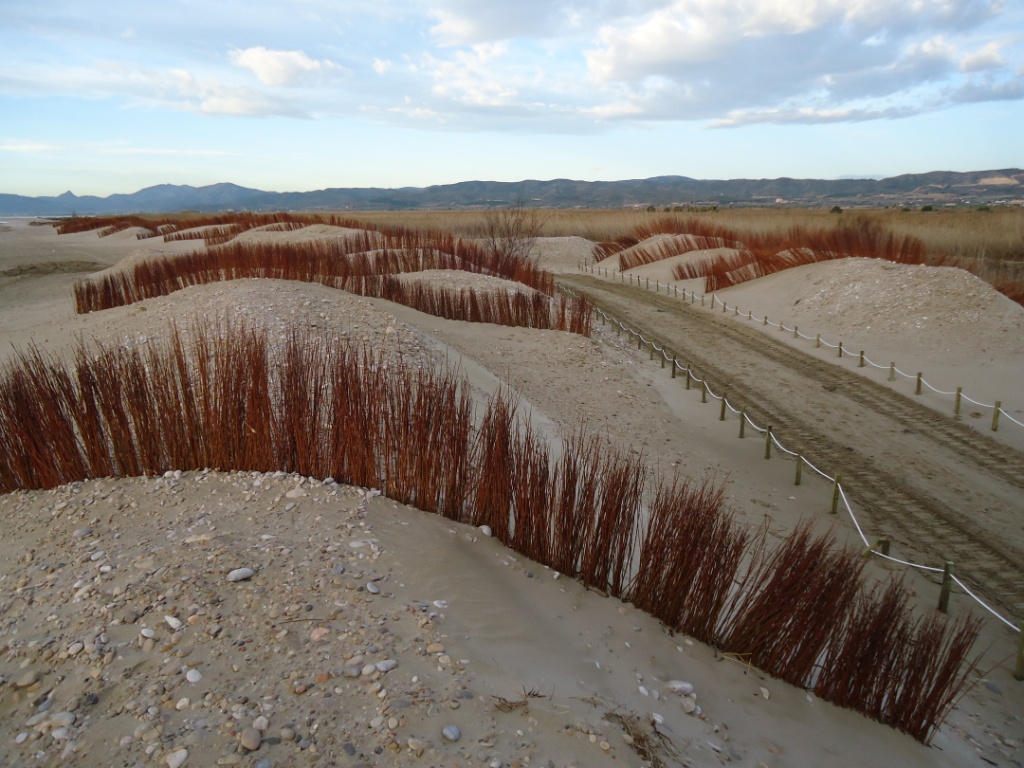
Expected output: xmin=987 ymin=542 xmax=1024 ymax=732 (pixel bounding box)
xmin=375 ymin=659 xmax=397 ymax=673
xmin=310 ymin=627 xmax=329 ymax=642
xmin=15 ymin=670 xmax=40 ymax=688
xmin=51 ymin=727 xmax=70 ymax=741
xmin=253 ymin=715 xmax=269 ymax=732
xmin=666 ymin=680 xmax=693 ymax=696
xmin=279 ymin=727 xmax=295 ymax=742
xmin=227 ymin=568 xmax=255 ymax=583
xmin=426 ymin=643 xmax=445 ymax=655
xmin=165 ymin=615 xmax=183 ymax=631
xmin=50 ymin=712 xmax=76 ymax=728
xmin=681 ymin=697 xmax=697 ymax=714
xmin=388 ymin=717 xmax=399 ymax=730
xmin=165 ymin=748 xmax=189 ymax=768
xmin=67 ymin=641 xmax=85 ymax=656
xmin=185 ymin=669 xmax=202 ymax=684
xmin=407 ymin=738 xmax=427 ymax=756
xmin=176 ymin=698 xmax=190 ymax=711
xmin=240 ymin=728 xmax=262 ymax=751
xmin=140 ymin=628 xmax=155 ymax=639
xmin=442 ymin=725 xmax=460 ymax=742
xmin=478 ymin=525 xmax=492 ymax=537
xmin=366 ymin=582 xmax=380 ymax=594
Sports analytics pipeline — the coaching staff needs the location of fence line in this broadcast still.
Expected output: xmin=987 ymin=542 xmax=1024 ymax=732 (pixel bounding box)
xmin=562 ymin=282 xmax=1022 ymax=638
xmin=579 ymin=263 xmax=1023 ymax=433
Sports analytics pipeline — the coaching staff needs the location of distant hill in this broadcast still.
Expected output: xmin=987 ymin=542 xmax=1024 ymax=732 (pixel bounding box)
xmin=2 ymin=170 xmax=1021 ymax=216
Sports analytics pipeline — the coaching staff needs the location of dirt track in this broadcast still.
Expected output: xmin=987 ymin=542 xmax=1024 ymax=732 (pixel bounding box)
xmin=559 ymin=274 xmax=1024 ymax=620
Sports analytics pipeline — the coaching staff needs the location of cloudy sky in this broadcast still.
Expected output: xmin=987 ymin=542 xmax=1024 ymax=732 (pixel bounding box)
xmin=1 ymin=0 xmax=1021 ymax=196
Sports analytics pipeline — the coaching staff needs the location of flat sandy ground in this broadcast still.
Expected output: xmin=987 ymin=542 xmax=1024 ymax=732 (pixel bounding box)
xmin=0 ymin=219 xmax=1021 ymax=768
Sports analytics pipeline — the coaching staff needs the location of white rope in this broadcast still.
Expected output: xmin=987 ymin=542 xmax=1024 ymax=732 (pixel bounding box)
xmin=872 ymin=551 xmax=943 ymax=573
xmin=800 ymin=455 xmax=833 ymax=481
xmin=1002 ymin=410 xmax=1024 ymax=428
xmin=837 ymin=486 xmax=871 ymax=547
xmin=960 ymin=393 xmax=995 ymax=408
xmin=921 ymin=379 xmax=958 ymax=396
xmin=951 ymin=575 xmax=1021 ymax=633
xmin=771 ymin=435 xmax=800 ymax=457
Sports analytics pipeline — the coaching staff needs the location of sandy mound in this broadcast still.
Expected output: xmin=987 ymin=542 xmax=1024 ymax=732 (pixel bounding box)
xmin=1 ymin=218 xmax=1022 ymax=768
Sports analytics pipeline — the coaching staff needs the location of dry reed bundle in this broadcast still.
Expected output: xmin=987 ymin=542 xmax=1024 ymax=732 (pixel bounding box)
xmin=0 ymin=323 xmax=985 ymax=744
xmin=628 ymin=476 xmax=747 ymax=644
xmin=717 ymin=522 xmax=865 ymax=686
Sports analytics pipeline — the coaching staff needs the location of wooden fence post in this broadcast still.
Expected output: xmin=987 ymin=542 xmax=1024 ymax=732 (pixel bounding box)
xmin=938 ymin=562 xmax=954 ymax=613
xmin=671 ymin=356 xmax=677 ymax=378
xmin=795 ymin=457 xmax=802 ymax=486
xmin=1015 ymin=627 xmax=1024 ymax=681
xmin=915 ymin=372 xmax=923 ymax=395
xmin=859 ymin=351 xmax=865 ymax=368
xmin=888 ymin=363 xmax=896 ymax=382
xmin=992 ymin=402 xmax=1002 ymax=432
xmin=701 ymin=381 xmax=708 ymax=403
xmin=739 ymin=411 xmax=746 ymax=439
xmin=954 ymin=387 xmax=962 ymax=417
xmin=838 ymin=342 xmax=843 ymax=358
xmin=765 ymin=427 xmax=773 ymax=460
xmin=719 ymin=395 xmax=727 ymax=421
xmin=830 ymin=475 xmax=841 ymax=514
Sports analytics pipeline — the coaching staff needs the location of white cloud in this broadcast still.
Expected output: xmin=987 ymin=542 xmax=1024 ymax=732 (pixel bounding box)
xmin=420 ymin=43 xmax=519 ymax=106
xmin=0 ymin=140 xmax=61 ymax=153
xmin=961 ymin=41 xmax=1005 ymax=72
xmin=230 ymin=46 xmax=340 ymax=86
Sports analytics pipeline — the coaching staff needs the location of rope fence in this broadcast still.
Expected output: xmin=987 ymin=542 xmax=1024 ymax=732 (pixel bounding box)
xmin=561 ymin=282 xmax=1023 ymax=674
xmin=578 ymin=262 xmax=1023 ymax=434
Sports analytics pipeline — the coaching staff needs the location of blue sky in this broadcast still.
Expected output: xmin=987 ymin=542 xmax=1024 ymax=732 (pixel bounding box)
xmin=1 ymin=0 xmax=1021 ymax=196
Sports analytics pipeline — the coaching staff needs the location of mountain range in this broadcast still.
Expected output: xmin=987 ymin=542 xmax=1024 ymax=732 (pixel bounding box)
xmin=2 ymin=169 xmax=1021 ymax=216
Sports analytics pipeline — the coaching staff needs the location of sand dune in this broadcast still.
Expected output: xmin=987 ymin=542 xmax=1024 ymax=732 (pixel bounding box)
xmin=0 ymin=220 xmax=1021 ymax=768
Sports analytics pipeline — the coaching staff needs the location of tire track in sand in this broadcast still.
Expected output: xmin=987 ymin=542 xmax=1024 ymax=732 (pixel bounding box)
xmin=560 ymin=274 xmax=1024 ymax=620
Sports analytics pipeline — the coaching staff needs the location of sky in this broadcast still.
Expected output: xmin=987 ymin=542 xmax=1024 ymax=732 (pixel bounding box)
xmin=1 ymin=0 xmax=1022 ymax=197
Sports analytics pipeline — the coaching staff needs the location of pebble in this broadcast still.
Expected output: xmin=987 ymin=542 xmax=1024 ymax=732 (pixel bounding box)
xmin=376 ymin=659 xmax=398 ymax=673
xmin=185 ymin=669 xmax=203 ymax=683
xmin=227 ymin=568 xmax=255 ymax=582
xmin=279 ymin=728 xmax=296 ymax=742
xmin=366 ymin=582 xmax=380 ymax=594
xmin=253 ymin=715 xmax=269 ymax=732
xmin=478 ymin=525 xmax=492 ymax=537
xmin=50 ymin=712 xmax=76 ymax=728
xmin=165 ymin=615 xmax=183 ymax=630
xmin=667 ymin=680 xmax=694 ymax=695
xmin=240 ymin=727 xmax=262 ymax=751
xmin=442 ymin=725 xmax=461 ymax=742
xmin=166 ymin=748 xmax=189 ymax=768
xmin=15 ymin=670 xmax=40 ymax=688
xmin=407 ymin=738 xmax=427 ymax=756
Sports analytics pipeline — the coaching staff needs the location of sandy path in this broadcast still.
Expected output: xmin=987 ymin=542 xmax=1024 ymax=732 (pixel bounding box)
xmin=559 ymin=274 xmax=1024 ymax=621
